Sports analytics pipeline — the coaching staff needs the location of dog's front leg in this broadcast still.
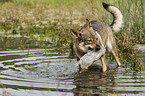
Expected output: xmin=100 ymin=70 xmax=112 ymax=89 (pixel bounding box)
xmin=101 ymin=54 xmax=107 ymax=72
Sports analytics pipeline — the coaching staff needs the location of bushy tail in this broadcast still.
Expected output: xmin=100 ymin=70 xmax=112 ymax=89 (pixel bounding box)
xmin=102 ymin=2 xmax=123 ymax=32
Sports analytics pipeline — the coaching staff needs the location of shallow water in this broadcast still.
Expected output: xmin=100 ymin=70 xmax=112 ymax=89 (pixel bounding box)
xmin=0 ymin=36 xmax=145 ymax=96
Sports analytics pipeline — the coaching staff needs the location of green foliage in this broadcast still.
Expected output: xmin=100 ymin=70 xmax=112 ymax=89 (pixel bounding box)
xmin=0 ymin=0 xmax=13 ymax=2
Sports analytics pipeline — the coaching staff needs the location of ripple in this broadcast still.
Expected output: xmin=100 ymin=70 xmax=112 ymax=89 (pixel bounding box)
xmin=0 ymin=44 xmax=145 ymax=96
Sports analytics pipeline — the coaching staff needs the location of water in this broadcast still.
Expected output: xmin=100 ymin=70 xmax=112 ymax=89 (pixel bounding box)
xmin=0 ymin=36 xmax=145 ymax=96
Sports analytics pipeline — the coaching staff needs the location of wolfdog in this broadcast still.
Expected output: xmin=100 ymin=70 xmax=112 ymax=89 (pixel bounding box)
xmin=71 ymin=2 xmax=123 ymax=72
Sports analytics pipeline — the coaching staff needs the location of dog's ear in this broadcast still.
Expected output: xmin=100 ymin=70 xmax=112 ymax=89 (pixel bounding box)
xmin=86 ymin=19 xmax=92 ymax=28
xmin=70 ymin=29 xmax=82 ymax=38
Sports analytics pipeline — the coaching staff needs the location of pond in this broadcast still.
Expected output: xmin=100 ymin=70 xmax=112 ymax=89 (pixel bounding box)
xmin=0 ymin=36 xmax=145 ymax=96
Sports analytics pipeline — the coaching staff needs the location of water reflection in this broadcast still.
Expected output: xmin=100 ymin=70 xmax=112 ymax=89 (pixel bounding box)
xmin=73 ymin=66 xmax=117 ymax=95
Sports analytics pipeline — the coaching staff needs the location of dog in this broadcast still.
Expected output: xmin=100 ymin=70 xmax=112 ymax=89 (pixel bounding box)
xmin=71 ymin=2 xmax=123 ymax=72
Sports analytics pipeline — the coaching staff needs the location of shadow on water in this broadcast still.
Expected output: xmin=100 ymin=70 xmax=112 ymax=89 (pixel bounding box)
xmin=0 ymin=36 xmax=145 ymax=96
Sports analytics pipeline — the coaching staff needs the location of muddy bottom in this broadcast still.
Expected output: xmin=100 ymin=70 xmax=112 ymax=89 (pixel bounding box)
xmin=0 ymin=36 xmax=145 ymax=96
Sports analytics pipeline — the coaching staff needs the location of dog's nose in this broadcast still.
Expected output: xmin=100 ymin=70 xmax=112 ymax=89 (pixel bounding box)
xmin=95 ymin=45 xmax=101 ymax=51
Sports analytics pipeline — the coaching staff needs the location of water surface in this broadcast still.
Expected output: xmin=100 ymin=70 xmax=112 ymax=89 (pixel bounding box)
xmin=0 ymin=36 xmax=145 ymax=96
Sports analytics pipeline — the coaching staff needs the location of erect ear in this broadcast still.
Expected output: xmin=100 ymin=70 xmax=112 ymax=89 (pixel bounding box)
xmin=70 ymin=29 xmax=82 ymax=38
xmin=86 ymin=19 xmax=92 ymax=28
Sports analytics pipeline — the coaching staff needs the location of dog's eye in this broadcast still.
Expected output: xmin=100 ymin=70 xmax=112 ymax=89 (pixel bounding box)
xmin=87 ymin=40 xmax=92 ymax=44
xmin=96 ymin=38 xmax=98 ymax=40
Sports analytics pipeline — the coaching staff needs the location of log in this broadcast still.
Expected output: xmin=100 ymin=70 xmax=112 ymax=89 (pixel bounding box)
xmin=76 ymin=48 xmax=106 ymax=69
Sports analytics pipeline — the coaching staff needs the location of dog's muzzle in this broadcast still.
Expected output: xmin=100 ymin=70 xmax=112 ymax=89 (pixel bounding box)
xmin=87 ymin=45 xmax=101 ymax=51
xmin=88 ymin=47 xmax=94 ymax=51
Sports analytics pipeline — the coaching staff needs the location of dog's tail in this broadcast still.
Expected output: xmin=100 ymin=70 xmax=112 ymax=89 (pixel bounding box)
xmin=102 ymin=2 xmax=123 ymax=32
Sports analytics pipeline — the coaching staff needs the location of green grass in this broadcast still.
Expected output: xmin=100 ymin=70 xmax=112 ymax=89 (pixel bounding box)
xmin=0 ymin=0 xmax=144 ymax=71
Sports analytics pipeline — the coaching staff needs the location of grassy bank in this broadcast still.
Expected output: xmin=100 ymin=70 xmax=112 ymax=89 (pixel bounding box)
xmin=0 ymin=0 xmax=144 ymax=71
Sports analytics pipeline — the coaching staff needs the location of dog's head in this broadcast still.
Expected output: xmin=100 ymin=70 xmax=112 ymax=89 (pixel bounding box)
xmin=71 ymin=19 xmax=101 ymax=53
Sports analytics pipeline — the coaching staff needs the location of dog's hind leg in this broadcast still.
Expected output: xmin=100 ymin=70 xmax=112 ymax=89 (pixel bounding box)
xmin=100 ymin=54 xmax=107 ymax=72
xmin=111 ymin=48 xmax=121 ymax=66
xmin=107 ymin=39 xmax=121 ymax=66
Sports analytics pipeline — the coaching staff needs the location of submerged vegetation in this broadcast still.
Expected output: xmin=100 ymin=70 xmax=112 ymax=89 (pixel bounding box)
xmin=0 ymin=0 xmax=144 ymax=71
